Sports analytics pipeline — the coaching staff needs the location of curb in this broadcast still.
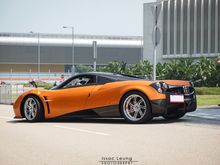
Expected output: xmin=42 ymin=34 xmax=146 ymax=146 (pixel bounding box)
xmin=186 ymin=114 xmax=220 ymax=121
xmin=197 ymin=105 xmax=220 ymax=109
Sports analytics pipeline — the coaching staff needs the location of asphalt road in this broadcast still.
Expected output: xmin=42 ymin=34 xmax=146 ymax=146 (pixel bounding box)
xmin=0 ymin=105 xmax=220 ymax=165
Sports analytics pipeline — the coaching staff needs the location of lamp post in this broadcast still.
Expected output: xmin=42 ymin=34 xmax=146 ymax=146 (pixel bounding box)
xmin=150 ymin=0 xmax=168 ymax=80
xmin=30 ymin=31 xmax=40 ymax=80
xmin=62 ymin=26 xmax=75 ymax=75
xmin=152 ymin=4 xmax=158 ymax=81
xmin=93 ymin=41 xmax=97 ymax=71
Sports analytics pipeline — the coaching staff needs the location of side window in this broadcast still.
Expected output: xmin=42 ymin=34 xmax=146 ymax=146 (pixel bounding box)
xmin=62 ymin=76 xmax=95 ymax=88
xmin=97 ymin=76 xmax=112 ymax=84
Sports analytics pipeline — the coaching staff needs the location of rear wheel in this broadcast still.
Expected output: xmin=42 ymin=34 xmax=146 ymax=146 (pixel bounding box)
xmin=120 ymin=91 xmax=152 ymax=124
xmin=23 ymin=95 xmax=44 ymax=122
xmin=162 ymin=112 xmax=185 ymax=120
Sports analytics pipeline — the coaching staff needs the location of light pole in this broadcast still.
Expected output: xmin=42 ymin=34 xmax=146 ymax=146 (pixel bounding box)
xmin=153 ymin=4 xmax=158 ymax=81
xmin=62 ymin=26 xmax=75 ymax=75
xmin=93 ymin=41 xmax=97 ymax=71
xmin=141 ymin=37 xmax=144 ymax=63
xmin=151 ymin=0 xmax=168 ymax=80
xmin=30 ymin=31 xmax=40 ymax=80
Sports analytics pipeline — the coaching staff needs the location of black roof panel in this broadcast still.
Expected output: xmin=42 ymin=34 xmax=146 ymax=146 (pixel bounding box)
xmin=80 ymin=72 xmax=143 ymax=81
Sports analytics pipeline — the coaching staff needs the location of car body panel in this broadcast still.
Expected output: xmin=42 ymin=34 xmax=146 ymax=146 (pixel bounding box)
xmin=86 ymin=81 xmax=166 ymax=109
xmin=13 ymin=72 xmax=196 ymax=120
xmin=40 ymin=85 xmax=96 ymax=118
xmin=162 ymin=80 xmax=190 ymax=86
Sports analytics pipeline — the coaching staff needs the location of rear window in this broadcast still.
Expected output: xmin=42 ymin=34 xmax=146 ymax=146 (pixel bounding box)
xmin=97 ymin=76 xmax=113 ymax=84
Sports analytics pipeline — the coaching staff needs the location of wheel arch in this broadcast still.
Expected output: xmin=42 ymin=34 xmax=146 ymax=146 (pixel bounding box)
xmin=20 ymin=94 xmax=45 ymax=118
xmin=119 ymin=89 xmax=152 ymax=114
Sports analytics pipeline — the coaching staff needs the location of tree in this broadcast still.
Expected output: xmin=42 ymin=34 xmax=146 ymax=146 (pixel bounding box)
xmin=96 ymin=57 xmax=220 ymax=87
xmin=194 ymin=57 xmax=217 ymax=86
xmin=97 ymin=61 xmax=128 ymax=74
xmin=75 ymin=65 xmax=93 ymax=73
xmin=156 ymin=59 xmax=196 ymax=80
xmin=156 ymin=62 xmax=167 ymax=80
xmin=129 ymin=60 xmax=152 ymax=77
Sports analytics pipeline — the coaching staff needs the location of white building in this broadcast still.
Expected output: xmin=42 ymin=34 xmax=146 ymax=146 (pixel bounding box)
xmin=0 ymin=33 xmax=142 ymax=72
xmin=143 ymin=0 xmax=220 ymax=64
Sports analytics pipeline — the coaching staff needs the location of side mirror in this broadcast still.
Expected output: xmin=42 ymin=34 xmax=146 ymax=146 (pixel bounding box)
xmin=29 ymin=80 xmax=38 ymax=88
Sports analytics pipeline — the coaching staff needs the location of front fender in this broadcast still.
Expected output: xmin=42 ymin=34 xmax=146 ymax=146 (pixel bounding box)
xmin=13 ymin=89 xmax=49 ymax=118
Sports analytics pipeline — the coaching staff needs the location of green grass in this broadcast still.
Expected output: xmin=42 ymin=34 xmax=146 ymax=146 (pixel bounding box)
xmin=197 ymin=95 xmax=220 ymax=106
xmin=195 ymin=87 xmax=220 ymax=95
xmin=21 ymin=82 xmax=54 ymax=89
xmin=42 ymin=83 xmax=53 ymax=90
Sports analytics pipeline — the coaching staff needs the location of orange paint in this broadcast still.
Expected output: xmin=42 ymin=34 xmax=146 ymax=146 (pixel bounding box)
xmin=13 ymin=79 xmax=191 ymax=119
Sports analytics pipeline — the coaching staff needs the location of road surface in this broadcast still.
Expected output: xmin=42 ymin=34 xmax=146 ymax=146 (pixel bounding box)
xmin=0 ymin=104 xmax=220 ymax=165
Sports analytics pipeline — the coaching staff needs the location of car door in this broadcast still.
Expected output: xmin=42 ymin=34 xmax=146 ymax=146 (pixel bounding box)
xmin=85 ymin=75 xmax=117 ymax=109
xmin=44 ymin=75 xmax=96 ymax=118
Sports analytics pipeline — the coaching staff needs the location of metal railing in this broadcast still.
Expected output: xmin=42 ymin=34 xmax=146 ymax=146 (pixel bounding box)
xmin=0 ymin=72 xmax=72 ymax=84
xmin=0 ymin=85 xmax=33 ymax=104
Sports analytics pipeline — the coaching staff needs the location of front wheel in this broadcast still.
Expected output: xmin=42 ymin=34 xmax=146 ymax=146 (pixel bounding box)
xmin=23 ymin=95 xmax=44 ymax=122
xmin=120 ymin=91 xmax=152 ymax=124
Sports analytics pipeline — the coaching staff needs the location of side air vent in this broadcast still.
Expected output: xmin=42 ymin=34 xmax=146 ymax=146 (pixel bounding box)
xmin=43 ymin=96 xmax=50 ymax=114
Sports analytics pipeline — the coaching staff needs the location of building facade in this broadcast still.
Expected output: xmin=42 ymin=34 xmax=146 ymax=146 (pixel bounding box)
xmin=143 ymin=0 xmax=220 ymax=64
xmin=0 ymin=33 xmax=142 ymax=73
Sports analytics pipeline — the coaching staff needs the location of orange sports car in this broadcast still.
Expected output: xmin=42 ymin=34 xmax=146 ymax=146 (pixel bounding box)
xmin=13 ymin=72 xmax=197 ymax=123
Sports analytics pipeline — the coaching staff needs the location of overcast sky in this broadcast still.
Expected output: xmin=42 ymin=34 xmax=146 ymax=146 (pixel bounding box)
xmin=0 ymin=0 xmax=154 ymax=36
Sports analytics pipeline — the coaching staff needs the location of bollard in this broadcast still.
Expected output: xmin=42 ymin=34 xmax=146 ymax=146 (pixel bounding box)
xmin=10 ymin=84 xmax=12 ymax=104
xmin=0 ymin=85 xmax=1 ymax=104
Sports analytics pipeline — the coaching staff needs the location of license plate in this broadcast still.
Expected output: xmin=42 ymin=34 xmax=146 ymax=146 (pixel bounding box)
xmin=170 ymin=95 xmax=184 ymax=103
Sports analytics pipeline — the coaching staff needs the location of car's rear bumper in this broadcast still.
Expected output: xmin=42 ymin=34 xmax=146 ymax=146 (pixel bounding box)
xmin=151 ymin=87 xmax=197 ymax=116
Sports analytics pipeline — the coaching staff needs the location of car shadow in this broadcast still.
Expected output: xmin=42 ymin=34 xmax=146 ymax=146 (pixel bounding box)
xmin=7 ymin=116 xmax=187 ymax=125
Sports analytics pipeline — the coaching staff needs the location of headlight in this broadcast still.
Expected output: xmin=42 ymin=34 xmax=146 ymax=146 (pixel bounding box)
xmin=151 ymin=81 xmax=169 ymax=93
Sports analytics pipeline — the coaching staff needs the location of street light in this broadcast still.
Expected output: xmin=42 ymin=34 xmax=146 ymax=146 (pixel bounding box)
xmin=93 ymin=41 xmax=97 ymax=71
xmin=152 ymin=4 xmax=158 ymax=81
xmin=151 ymin=0 xmax=168 ymax=80
xmin=30 ymin=31 xmax=40 ymax=80
xmin=62 ymin=26 xmax=75 ymax=75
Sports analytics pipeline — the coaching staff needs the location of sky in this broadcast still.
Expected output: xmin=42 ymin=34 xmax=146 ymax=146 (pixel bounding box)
xmin=0 ymin=0 xmax=154 ymax=36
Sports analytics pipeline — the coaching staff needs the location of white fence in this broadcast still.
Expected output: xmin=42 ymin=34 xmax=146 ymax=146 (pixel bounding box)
xmin=0 ymin=72 xmax=71 ymax=84
xmin=0 ymin=85 xmax=33 ymax=104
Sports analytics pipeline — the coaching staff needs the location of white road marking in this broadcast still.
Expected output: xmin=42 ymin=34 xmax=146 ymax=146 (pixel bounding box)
xmin=196 ymin=112 xmax=212 ymax=116
xmin=187 ymin=114 xmax=217 ymax=119
xmin=0 ymin=116 xmax=12 ymax=120
xmin=53 ymin=125 xmax=110 ymax=136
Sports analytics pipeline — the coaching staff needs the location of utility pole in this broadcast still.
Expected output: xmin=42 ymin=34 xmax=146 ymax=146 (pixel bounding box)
xmin=63 ymin=26 xmax=75 ymax=75
xmin=93 ymin=41 xmax=97 ymax=71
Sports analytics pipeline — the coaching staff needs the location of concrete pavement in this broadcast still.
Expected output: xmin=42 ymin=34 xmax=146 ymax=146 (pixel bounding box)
xmin=186 ymin=106 xmax=220 ymax=120
xmin=0 ymin=104 xmax=220 ymax=165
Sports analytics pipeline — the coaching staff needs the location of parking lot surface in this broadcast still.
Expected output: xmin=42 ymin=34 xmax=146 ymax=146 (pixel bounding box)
xmin=0 ymin=104 xmax=220 ymax=165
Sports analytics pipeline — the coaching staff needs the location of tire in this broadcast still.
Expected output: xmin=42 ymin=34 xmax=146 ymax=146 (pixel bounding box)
xmin=120 ymin=91 xmax=152 ymax=124
xmin=23 ymin=95 xmax=44 ymax=122
xmin=162 ymin=112 xmax=185 ymax=120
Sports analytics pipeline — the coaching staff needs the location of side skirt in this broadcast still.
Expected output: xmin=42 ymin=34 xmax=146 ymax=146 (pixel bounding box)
xmin=59 ymin=105 xmax=121 ymax=118
xmin=92 ymin=105 xmax=121 ymax=117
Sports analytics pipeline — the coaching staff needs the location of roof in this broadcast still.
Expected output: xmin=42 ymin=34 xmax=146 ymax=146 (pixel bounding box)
xmin=0 ymin=32 xmax=142 ymax=48
xmin=77 ymin=72 xmax=143 ymax=80
xmin=51 ymin=72 xmax=145 ymax=90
